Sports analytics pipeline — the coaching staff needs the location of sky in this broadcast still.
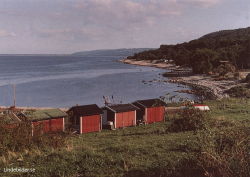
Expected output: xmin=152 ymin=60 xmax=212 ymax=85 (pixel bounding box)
xmin=0 ymin=0 xmax=249 ymax=54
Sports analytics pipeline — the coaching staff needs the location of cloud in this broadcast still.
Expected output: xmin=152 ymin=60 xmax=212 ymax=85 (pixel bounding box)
xmin=0 ymin=0 xmax=238 ymax=54
xmin=33 ymin=0 xmax=183 ymax=43
xmin=72 ymin=0 xmax=182 ymax=27
xmin=28 ymin=0 xmax=225 ymax=47
xmin=0 ymin=29 xmax=16 ymax=37
xmin=36 ymin=27 xmax=105 ymax=42
xmin=179 ymin=0 xmax=223 ymax=7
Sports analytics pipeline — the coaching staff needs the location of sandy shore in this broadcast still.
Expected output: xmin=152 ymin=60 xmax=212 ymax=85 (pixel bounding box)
xmin=120 ymin=58 xmax=177 ymax=70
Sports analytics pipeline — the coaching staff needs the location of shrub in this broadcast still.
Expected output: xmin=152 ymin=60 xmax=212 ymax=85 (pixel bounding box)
xmin=168 ymin=108 xmax=213 ymax=132
xmin=246 ymin=73 xmax=250 ymax=84
xmin=0 ymin=119 xmax=67 ymax=157
xmin=197 ymin=126 xmax=250 ymax=177
xmin=225 ymin=85 xmax=250 ymax=98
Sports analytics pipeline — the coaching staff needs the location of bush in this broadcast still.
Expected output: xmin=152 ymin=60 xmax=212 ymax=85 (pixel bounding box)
xmin=197 ymin=126 xmax=250 ymax=177
xmin=246 ymin=73 xmax=250 ymax=84
xmin=0 ymin=119 xmax=67 ymax=156
xmin=225 ymin=85 xmax=250 ymax=98
xmin=168 ymin=108 xmax=213 ymax=132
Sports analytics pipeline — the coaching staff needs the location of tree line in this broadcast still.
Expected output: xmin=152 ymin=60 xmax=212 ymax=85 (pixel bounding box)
xmin=128 ymin=27 xmax=250 ymax=74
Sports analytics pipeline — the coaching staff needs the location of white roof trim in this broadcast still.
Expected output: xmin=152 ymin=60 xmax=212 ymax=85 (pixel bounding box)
xmin=129 ymin=103 xmax=140 ymax=110
xmin=105 ymin=106 xmax=117 ymax=113
xmin=134 ymin=101 xmax=147 ymax=108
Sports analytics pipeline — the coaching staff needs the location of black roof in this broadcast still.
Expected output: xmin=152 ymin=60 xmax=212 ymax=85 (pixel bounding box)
xmin=134 ymin=98 xmax=166 ymax=108
xmin=68 ymin=104 xmax=103 ymax=116
xmin=105 ymin=104 xmax=139 ymax=113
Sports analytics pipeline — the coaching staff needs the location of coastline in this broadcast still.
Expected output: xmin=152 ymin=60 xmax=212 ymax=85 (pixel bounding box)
xmin=120 ymin=58 xmax=241 ymax=100
xmin=168 ymin=76 xmax=239 ymax=99
xmin=120 ymin=58 xmax=177 ymax=70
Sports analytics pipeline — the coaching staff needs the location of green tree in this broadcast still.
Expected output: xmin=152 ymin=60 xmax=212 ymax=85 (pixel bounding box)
xmin=190 ymin=48 xmax=218 ymax=74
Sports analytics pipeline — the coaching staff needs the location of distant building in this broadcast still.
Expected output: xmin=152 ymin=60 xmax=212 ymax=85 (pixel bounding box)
xmin=67 ymin=104 xmax=103 ymax=134
xmin=132 ymin=98 xmax=166 ymax=124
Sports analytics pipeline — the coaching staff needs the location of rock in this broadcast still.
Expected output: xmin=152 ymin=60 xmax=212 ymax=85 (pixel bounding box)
xmin=224 ymin=72 xmax=235 ymax=80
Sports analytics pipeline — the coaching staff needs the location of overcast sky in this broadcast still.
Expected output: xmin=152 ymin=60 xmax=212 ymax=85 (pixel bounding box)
xmin=0 ymin=0 xmax=249 ymax=54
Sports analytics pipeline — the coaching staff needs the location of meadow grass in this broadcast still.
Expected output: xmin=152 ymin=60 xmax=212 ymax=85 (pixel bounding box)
xmin=204 ymin=98 xmax=250 ymax=121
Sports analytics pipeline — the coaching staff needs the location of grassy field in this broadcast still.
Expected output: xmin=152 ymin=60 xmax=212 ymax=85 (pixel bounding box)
xmin=0 ymin=98 xmax=249 ymax=177
xmin=204 ymin=98 xmax=250 ymax=121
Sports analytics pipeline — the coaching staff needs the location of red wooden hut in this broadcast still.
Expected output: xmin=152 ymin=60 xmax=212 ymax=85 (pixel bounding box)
xmin=67 ymin=104 xmax=103 ymax=134
xmin=102 ymin=104 xmax=138 ymax=129
xmin=132 ymin=98 xmax=166 ymax=124
xmin=21 ymin=109 xmax=67 ymax=135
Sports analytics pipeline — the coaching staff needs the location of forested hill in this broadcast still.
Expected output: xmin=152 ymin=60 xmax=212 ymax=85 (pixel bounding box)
xmin=128 ymin=27 xmax=250 ymax=74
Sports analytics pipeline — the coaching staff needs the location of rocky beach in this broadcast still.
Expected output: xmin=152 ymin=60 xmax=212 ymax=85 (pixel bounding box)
xmin=120 ymin=58 xmax=248 ymax=100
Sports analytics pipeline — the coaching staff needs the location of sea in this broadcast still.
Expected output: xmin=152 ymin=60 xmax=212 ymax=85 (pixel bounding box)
xmin=0 ymin=54 xmax=196 ymax=108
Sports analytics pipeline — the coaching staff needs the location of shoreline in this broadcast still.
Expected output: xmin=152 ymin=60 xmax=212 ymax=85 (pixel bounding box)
xmin=120 ymin=58 xmax=177 ymax=70
xmin=168 ymin=76 xmax=239 ymax=100
xmin=120 ymin=59 xmax=241 ymax=100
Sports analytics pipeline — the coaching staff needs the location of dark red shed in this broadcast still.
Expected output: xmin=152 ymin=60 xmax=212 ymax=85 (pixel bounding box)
xmin=67 ymin=104 xmax=103 ymax=134
xmin=103 ymin=104 xmax=138 ymax=129
xmin=21 ymin=109 xmax=67 ymax=135
xmin=132 ymin=98 xmax=166 ymax=124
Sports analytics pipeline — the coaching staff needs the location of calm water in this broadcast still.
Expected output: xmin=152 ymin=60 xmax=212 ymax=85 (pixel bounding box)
xmin=0 ymin=55 xmax=195 ymax=107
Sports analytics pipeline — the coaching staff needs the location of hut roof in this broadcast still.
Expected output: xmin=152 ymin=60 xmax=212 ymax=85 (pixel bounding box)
xmin=105 ymin=104 xmax=139 ymax=113
xmin=23 ymin=109 xmax=67 ymax=121
xmin=68 ymin=104 xmax=103 ymax=117
xmin=134 ymin=98 xmax=166 ymax=108
xmin=0 ymin=113 xmax=20 ymax=124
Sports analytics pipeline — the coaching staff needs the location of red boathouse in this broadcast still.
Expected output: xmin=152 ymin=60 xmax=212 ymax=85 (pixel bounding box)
xmin=21 ymin=109 xmax=67 ymax=135
xmin=103 ymin=104 xmax=138 ymax=129
xmin=67 ymin=104 xmax=103 ymax=134
xmin=133 ymin=98 xmax=166 ymax=124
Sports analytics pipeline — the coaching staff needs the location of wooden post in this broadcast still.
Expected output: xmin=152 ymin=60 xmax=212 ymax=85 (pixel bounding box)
xmin=122 ymin=117 xmax=124 ymax=129
xmin=13 ymin=84 xmax=16 ymax=107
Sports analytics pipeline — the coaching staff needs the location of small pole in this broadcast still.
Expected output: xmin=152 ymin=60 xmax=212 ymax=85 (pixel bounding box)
xmin=122 ymin=118 xmax=124 ymax=129
xmin=13 ymin=84 xmax=16 ymax=107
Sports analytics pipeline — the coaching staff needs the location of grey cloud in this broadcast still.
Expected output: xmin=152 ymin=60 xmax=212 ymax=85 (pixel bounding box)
xmin=0 ymin=29 xmax=16 ymax=37
xmin=177 ymin=0 xmax=223 ymax=7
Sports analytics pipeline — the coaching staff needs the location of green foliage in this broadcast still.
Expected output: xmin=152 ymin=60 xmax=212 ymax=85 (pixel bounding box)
xmin=0 ymin=119 xmax=67 ymax=156
xmin=225 ymin=85 xmax=250 ymax=98
xmin=128 ymin=27 xmax=250 ymax=73
xmin=197 ymin=127 xmax=250 ymax=177
xmin=168 ymin=108 xmax=213 ymax=132
xmin=190 ymin=48 xmax=218 ymax=74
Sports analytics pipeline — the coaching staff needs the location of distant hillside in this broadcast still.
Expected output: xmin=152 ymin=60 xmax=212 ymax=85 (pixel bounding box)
xmin=72 ymin=48 xmax=153 ymax=57
xmin=128 ymin=27 xmax=250 ymax=74
xmin=200 ymin=27 xmax=250 ymax=41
